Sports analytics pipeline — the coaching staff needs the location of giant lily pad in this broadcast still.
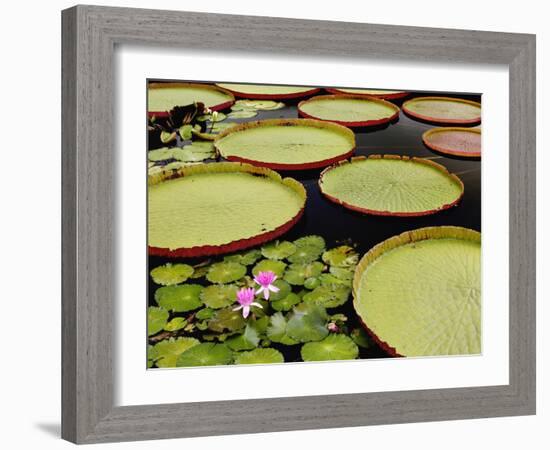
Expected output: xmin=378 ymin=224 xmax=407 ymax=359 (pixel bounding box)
xmin=234 ymin=348 xmax=284 ymax=365
xmin=215 ymin=119 xmax=356 ymax=170
xmin=298 ymin=94 xmax=399 ymax=127
xmin=200 ymin=284 xmax=239 ymax=309
xmin=353 ymin=226 xmax=481 ymax=357
xmin=402 ymin=97 xmax=481 ymax=125
xmin=153 ymin=337 xmax=200 ymax=368
xmin=148 ymin=162 xmax=306 ymax=257
xmin=325 ymin=87 xmax=409 ymax=100
xmin=150 ymin=263 xmax=194 ymax=286
xmin=423 ymin=127 xmax=482 ymax=158
xmin=176 ymin=343 xmax=233 ymax=367
xmin=148 ymin=82 xmax=235 ymax=117
xmin=301 ymin=334 xmax=359 ymax=361
xmin=319 ymin=155 xmax=464 ymax=216
xmin=215 ymin=83 xmax=320 ymax=100
xmin=154 ymin=284 xmax=203 ymax=312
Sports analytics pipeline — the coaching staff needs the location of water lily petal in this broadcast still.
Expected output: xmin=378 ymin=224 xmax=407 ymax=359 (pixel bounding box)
xmin=251 ymin=302 xmax=264 ymax=309
xmin=242 ymin=306 xmax=250 ymax=319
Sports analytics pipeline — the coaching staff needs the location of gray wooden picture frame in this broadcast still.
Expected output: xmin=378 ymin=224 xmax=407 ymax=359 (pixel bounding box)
xmin=61 ymin=5 xmax=536 ymax=444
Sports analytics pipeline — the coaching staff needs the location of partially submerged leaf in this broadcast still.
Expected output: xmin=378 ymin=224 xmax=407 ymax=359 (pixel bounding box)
xmin=153 ymin=337 xmax=200 ymax=368
xmin=176 ymin=343 xmax=233 ymax=367
xmin=288 ymin=236 xmax=326 ymax=263
xmin=235 ymin=348 xmax=284 ymax=365
xmin=147 ymin=306 xmax=169 ymax=336
xmin=155 ymin=284 xmax=203 ymax=312
xmin=206 ymin=261 xmax=247 ymax=284
xmin=150 ymin=263 xmax=194 ymax=286
xmin=301 ymin=334 xmax=359 ymax=361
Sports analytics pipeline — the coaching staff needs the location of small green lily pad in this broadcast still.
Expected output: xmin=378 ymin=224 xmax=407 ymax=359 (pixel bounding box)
xmin=266 ymin=312 xmax=298 ymax=345
xmin=329 ymin=266 xmax=355 ymax=282
xmin=197 ymin=112 xmax=227 ymax=122
xmin=176 ymin=343 xmax=233 ymax=367
xmin=163 ymin=317 xmax=188 ymax=332
xmin=148 ymin=306 xmax=169 ymax=336
xmin=153 ymin=337 xmax=200 ymax=368
xmin=206 ymin=261 xmax=247 ymax=283
xmin=235 ymin=348 xmax=284 ymax=365
xmin=208 ymin=307 xmax=246 ymax=333
xmin=286 ymin=303 xmax=329 ymax=343
xmin=283 ymin=261 xmax=325 ymax=285
xmin=224 ymin=249 xmax=262 ymax=266
xmin=252 ymin=259 xmax=287 ymax=278
xmin=261 ymin=240 xmax=297 ymax=260
xmin=301 ymin=334 xmax=359 ymax=361
xmin=302 ymin=284 xmax=351 ymax=308
xmin=322 ymin=245 xmax=359 ymax=268
xmin=227 ymin=110 xmax=258 ymax=119
xmin=200 ymin=284 xmax=239 ymax=309
xmin=150 ymin=263 xmax=194 ymax=286
xmin=195 ymin=307 xmax=215 ymax=320
xmin=304 ymin=277 xmax=321 ymax=290
xmin=226 ymin=324 xmax=260 ymax=351
xmin=288 ymin=236 xmax=326 ymax=263
xmin=262 ymin=279 xmax=291 ymax=301
xmin=155 ymin=284 xmax=203 ymax=312
xmin=271 ymin=292 xmax=301 ymax=312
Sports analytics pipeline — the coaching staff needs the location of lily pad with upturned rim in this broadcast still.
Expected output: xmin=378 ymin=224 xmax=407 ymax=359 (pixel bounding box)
xmin=402 ymin=96 xmax=481 ymax=125
xmin=148 ymin=82 xmax=235 ymax=117
xmin=176 ymin=342 xmax=233 ymax=367
xmin=154 ymin=284 xmax=203 ymax=312
xmin=301 ymin=334 xmax=359 ymax=362
xmin=319 ymin=155 xmax=464 ymax=217
xmin=298 ymin=94 xmax=400 ymax=128
xmin=215 ymin=119 xmax=356 ymax=170
xmin=215 ymin=83 xmax=321 ymax=100
xmin=325 ymin=87 xmax=409 ymax=100
xmin=422 ymin=127 xmax=482 ymax=158
xmin=234 ymin=348 xmax=284 ymax=365
xmin=148 ymin=162 xmax=306 ymax=258
xmin=353 ymin=226 xmax=481 ymax=357
xmin=150 ymin=263 xmax=194 ymax=286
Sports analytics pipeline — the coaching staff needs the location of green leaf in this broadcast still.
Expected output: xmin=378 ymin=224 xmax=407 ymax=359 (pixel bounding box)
xmin=147 ymin=306 xmax=169 ymax=336
xmin=163 ymin=317 xmax=188 ymax=332
xmin=179 ymin=124 xmax=193 ymax=140
xmin=271 ymin=292 xmax=301 ymax=312
xmin=150 ymin=263 xmax=194 ymax=286
xmin=147 ymin=344 xmax=158 ymax=368
xmin=322 ymin=245 xmax=359 ymax=268
xmin=224 ymin=249 xmax=262 ymax=266
xmin=319 ymin=273 xmax=352 ymax=288
xmin=176 ymin=343 xmax=233 ymax=367
xmin=208 ymin=307 xmax=246 ymax=333
xmin=189 ymin=263 xmax=211 ymax=279
xmin=235 ymin=348 xmax=284 ymax=365
xmin=153 ymin=337 xmax=200 ymax=368
xmin=304 ymin=277 xmax=321 ymax=290
xmin=155 ymin=284 xmax=203 ymax=312
xmin=200 ymin=284 xmax=239 ymax=309
xmin=283 ymin=261 xmax=324 ymax=285
xmin=195 ymin=307 xmax=215 ymax=320
xmin=301 ymin=334 xmax=359 ymax=361
xmin=287 ymin=236 xmax=326 ymax=264
xmin=286 ymin=303 xmax=329 ymax=342
xmin=261 ymin=240 xmax=297 ymax=260
xmin=210 ymin=122 xmax=238 ymax=134
xmin=252 ymin=259 xmax=287 ymax=278
xmin=160 ymin=131 xmax=177 ymax=144
xmin=226 ymin=324 xmax=260 ymax=351
xmin=302 ymin=284 xmax=351 ymax=308
xmin=266 ymin=312 xmax=298 ymax=345
xmin=197 ymin=112 xmax=227 ymax=122
xmin=294 ymin=235 xmax=326 ymax=252
xmin=227 ymin=110 xmax=258 ymax=119
xmin=329 ymin=266 xmax=355 ymax=282
xmin=206 ymin=261 xmax=247 ymax=284
xmin=350 ymin=328 xmax=372 ymax=349
xmin=260 ymin=279 xmax=291 ymax=301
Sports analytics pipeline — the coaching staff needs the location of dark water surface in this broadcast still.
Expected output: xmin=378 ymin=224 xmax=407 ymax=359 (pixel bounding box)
xmin=148 ymin=91 xmax=481 ymax=361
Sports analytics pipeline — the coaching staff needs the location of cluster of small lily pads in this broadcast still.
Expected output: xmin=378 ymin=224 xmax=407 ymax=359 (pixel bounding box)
xmin=147 ymin=235 xmax=373 ymax=368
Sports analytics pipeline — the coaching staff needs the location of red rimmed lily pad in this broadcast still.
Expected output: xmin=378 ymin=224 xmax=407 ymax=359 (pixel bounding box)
xmin=402 ymin=96 xmax=481 ymax=125
xmin=423 ymin=127 xmax=481 ymax=158
xmin=353 ymin=226 xmax=481 ymax=357
xmin=319 ymin=155 xmax=464 ymax=217
xmin=297 ymin=94 xmax=399 ymax=128
xmin=148 ymin=162 xmax=306 ymax=258
xmin=215 ymin=83 xmax=320 ymax=100
xmin=148 ymin=82 xmax=235 ymax=118
xmin=214 ymin=119 xmax=356 ymax=170
xmin=325 ymin=88 xmax=409 ymax=100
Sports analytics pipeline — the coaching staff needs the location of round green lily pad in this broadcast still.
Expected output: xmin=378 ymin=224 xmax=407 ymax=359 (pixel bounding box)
xmin=148 ymin=82 xmax=235 ymax=115
xmin=353 ymin=226 xmax=481 ymax=357
xmin=286 ymin=303 xmax=329 ymax=343
xmin=284 ymin=261 xmax=325 ymax=285
xmin=150 ymin=263 xmax=194 ymax=286
xmin=319 ymin=155 xmax=464 ymax=216
xmin=235 ymin=348 xmax=284 ymax=365
xmin=176 ymin=343 xmax=233 ymax=367
xmin=227 ymin=110 xmax=258 ymax=119
xmin=298 ymin=94 xmax=399 ymax=127
xmin=215 ymin=119 xmax=356 ymax=170
xmin=252 ymin=259 xmax=287 ymax=278
xmin=206 ymin=261 xmax=247 ymax=283
xmin=154 ymin=284 xmax=203 ymax=312
xmin=153 ymin=337 xmax=200 ymax=368
xmin=148 ymin=145 xmax=214 ymax=163
xmin=402 ymin=96 xmax=481 ymax=125
xmin=304 ymin=277 xmax=321 ymax=290
xmin=148 ymin=162 xmax=306 ymax=257
xmin=321 ymin=246 xmax=358 ymax=268
xmin=216 ymin=83 xmax=320 ymax=100
xmin=163 ymin=317 xmax=188 ymax=332
xmin=287 ymin=235 xmax=326 ymax=263
xmin=302 ymin=283 xmax=351 ymax=308
xmin=225 ymin=324 xmax=260 ymax=351
xmin=224 ymin=249 xmax=262 ymax=266
xmin=266 ymin=312 xmax=298 ymax=345
xmin=200 ymin=284 xmax=239 ymax=309
xmin=301 ymin=334 xmax=359 ymax=361
xmin=271 ymin=292 xmax=301 ymax=312
xmin=208 ymin=307 xmax=246 ymax=333
xmin=263 ymin=279 xmax=291 ymax=301
xmin=261 ymin=240 xmax=297 ymax=260
xmin=147 ymin=306 xmax=169 ymax=336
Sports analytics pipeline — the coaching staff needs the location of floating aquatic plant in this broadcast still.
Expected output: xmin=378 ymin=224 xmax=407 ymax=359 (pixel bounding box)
xmin=252 ymin=259 xmax=287 ymax=278
xmin=283 ymin=261 xmax=324 ymax=286
xmin=152 ymin=337 xmax=200 ymax=368
xmin=235 ymin=348 xmax=284 ymax=365
xmin=260 ymin=240 xmax=297 ymax=260
xmin=224 ymin=249 xmax=262 ymax=266
xmin=286 ymin=303 xmax=329 ymax=343
xmin=176 ymin=342 xmax=233 ymax=367
xmin=226 ymin=324 xmax=260 ymax=351
xmin=301 ymin=334 xmax=359 ymax=361
xmin=200 ymin=284 xmax=239 ymax=309
xmin=147 ymin=306 xmax=169 ymax=336
xmin=150 ymin=263 xmax=194 ymax=286
xmin=154 ymin=284 xmax=203 ymax=312
xmin=302 ymin=283 xmax=351 ymax=309
xmin=270 ymin=292 xmax=301 ymax=312
xmin=254 ymin=270 xmax=280 ymax=300
xmin=233 ymin=287 xmax=264 ymax=319
xmin=206 ymin=261 xmax=247 ymax=284
xmin=321 ymin=245 xmax=358 ymax=268
xmin=163 ymin=317 xmax=188 ymax=332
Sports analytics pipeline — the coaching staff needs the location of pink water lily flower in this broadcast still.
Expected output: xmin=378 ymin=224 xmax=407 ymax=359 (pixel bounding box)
xmin=254 ymin=270 xmax=280 ymax=300
xmin=233 ymin=287 xmax=263 ymax=319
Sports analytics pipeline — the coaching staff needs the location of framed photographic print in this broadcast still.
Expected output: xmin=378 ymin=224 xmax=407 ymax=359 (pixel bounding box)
xmin=62 ymin=5 xmax=536 ymax=444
